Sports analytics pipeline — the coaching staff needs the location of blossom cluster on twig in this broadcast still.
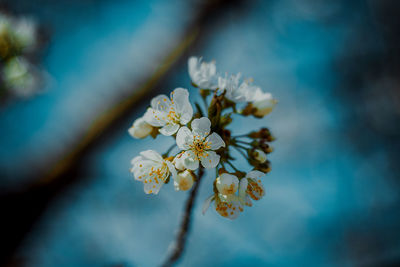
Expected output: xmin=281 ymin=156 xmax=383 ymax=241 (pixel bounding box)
xmin=129 ymin=56 xmax=276 ymax=220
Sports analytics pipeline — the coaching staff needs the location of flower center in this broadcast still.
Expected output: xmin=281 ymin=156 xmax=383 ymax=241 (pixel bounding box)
xmin=179 ymin=179 xmax=190 ymax=191
xmin=147 ymin=162 xmax=168 ymax=184
xmin=190 ymin=138 xmax=210 ymax=158
xmin=222 ymin=184 xmax=236 ymax=195
xmin=166 ymin=107 xmax=180 ymax=124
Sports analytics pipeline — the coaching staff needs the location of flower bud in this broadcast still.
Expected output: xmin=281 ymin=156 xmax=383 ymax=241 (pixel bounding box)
xmin=128 ymin=117 xmax=153 ymax=139
xmin=251 ymin=93 xmax=277 ymax=117
xmin=173 ymin=170 xmax=194 ymax=191
xmin=255 ymin=162 xmax=271 ymax=173
xmin=173 ymin=154 xmax=185 ymax=171
xmin=253 ymin=149 xmax=267 ymax=163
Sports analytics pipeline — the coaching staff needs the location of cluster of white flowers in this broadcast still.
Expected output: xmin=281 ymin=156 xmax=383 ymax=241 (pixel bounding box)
xmin=128 ymin=56 xmax=276 ymax=220
xmin=0 ymin=12 xmax=44 ymax=98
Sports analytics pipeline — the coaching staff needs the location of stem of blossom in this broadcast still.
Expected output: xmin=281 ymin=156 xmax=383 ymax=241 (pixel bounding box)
xmin=226 ymin=161 xmax=240 ymax=172
xmin=201 ymin=93 xmax=208 ymax=112
xmin=232 ymin=134 xmax=249 ymax=138
xmin=163 ymin=143 xmax=177 ymax=157
xmin=234 ymin=139 xmax=252 ymax=145
xmin=220 ymin=161 xmax=227 ymax=171
xmin=233 ymin=146 xmax=249 ymax=160
xmin=234 ymin=143 xmax=249 ymax=150
xmin=161 ymin=167 xmax=205 ymax=267
xmin=194 ymin=102 xmax=204 ymax=117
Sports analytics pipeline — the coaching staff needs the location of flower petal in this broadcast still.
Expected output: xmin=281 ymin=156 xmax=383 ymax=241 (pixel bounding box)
xmin=239 ymin=178 xmax=248 ymax=198
xmin=200 ymin=150 xmax=220 ymax=168
xmin=171 ymin=88 xmax=193 ymax=125
xmin=205 ymin=132 xmax=225 ymax=150
xmin=128 ymin=117 xmax=153 ymax=139
xmin=173 ymin=170 xmax=194 ymax=191
xmin=143 ymin=179 xmax=164 ymax=195
xmin=246 ymin=170 xmax=265 ymax=180
xmin=173 ymin=152 xmax=186 ymax=170
xmin=216 ymin=173 xmax=239 ymax=195
xmin=215 ymin=196 xmax=243 ymax=220
xmin=188 ymin=56 xmax=199 ymax=81
xmin=165 ymin=160 xmax=177 ymax=180
xmin=131 ymin=158 xmax=156 ymax=180
xmin=202 ymin=195 xmax=215 ymax=215
xmin=159 ymin=123 xmax=179 ymax=136
xmin=176 ymin=126 xmax=193 ymax=150
xmin=139 ymin=150 xmax=163 ymax=162
xmin=181 ymin=150 xmax=199 ymax=170
xmin=191 ymin=117 xmax=211 ymax=139
xmin=143 ymin=108 xmax=166 ymax=127
xmin=150 ymin=94 xmax=171 ymax=111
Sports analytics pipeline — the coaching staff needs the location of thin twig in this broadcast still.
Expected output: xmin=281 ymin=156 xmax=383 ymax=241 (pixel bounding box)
xmin=233 ymin=145 xmax=248 ymax=160
xmin=161 ymin=167 xmax=205 ymax=267
xmin=234 ymin=139 xmax=252 ymax=145
xmin=163 ymin=143 xmax=178 ymax=157
xmin=226 ymin=161 xmax=239 ymax=172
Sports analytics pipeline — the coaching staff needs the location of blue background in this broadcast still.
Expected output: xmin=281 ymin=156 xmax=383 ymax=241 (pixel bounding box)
xmin=1 ymin=0 xmax=400 ymax=266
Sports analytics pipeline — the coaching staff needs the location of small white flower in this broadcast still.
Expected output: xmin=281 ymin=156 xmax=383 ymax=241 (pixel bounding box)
xmin=245 ymin=170 xmax=266 ymax=201
xmin=253 ymin=149 xmax=267 ymax=163
xmin=250 ymin=88 xmax=277 ymax=117
xmin=144 ymin=88 xmax=193 ymax=136
xmin=215 ymin=194 xmax=243 ymax=220
xmin=188 ymin=56 xmax=218 ymax=89
xmin=218 ymin=73 xmax=259 ymax=103
xmin=216 ymin=173 xmax=239 ymax=195
xmin=130 ymin=150 xmax=176 ymax=195
xmin=128 ymin=117 xmax=153 ymax=139
xmin=173 ymin=170 xmax=194 ymax=191
xmin=176 ymin=117 xmax=225 ymax=170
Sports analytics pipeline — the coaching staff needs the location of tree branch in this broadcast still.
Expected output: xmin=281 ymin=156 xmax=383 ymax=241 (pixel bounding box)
xmin=161 ymin=167 xmax=205 ymax=267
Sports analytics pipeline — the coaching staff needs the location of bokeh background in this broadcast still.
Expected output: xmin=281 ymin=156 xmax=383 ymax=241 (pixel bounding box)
xmin=1 ymin=0 xmax=400 ymax=266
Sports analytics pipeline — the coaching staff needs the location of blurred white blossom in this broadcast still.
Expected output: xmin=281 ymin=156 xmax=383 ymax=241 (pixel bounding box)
xmin=188 ymin=56 xmax=218 ymax=89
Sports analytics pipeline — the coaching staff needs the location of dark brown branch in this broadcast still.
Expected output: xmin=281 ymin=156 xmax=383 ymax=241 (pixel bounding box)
xmin=161 ymin=167 xmax=205 ymax=267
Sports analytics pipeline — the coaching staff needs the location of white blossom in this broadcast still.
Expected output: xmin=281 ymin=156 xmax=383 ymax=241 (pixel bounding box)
xmin=144 ymin=88 xmax=193 ymax=136
xmin=188 ymin=56 xmax=218 ymax=89
xmin=128 ymin=117 xmax=153 ymax=139
xmin=176 ymin=117 xmax=225 ymax=170
xmin=130 ymin=150 xmax=176 ymax=195
xmin=173 ymin=170 xmax=194 ymax=191
xmin=218 ymin=73 xmax=259 ymax=103
xmin=216 ymin=173 xmax=239 ymax=196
